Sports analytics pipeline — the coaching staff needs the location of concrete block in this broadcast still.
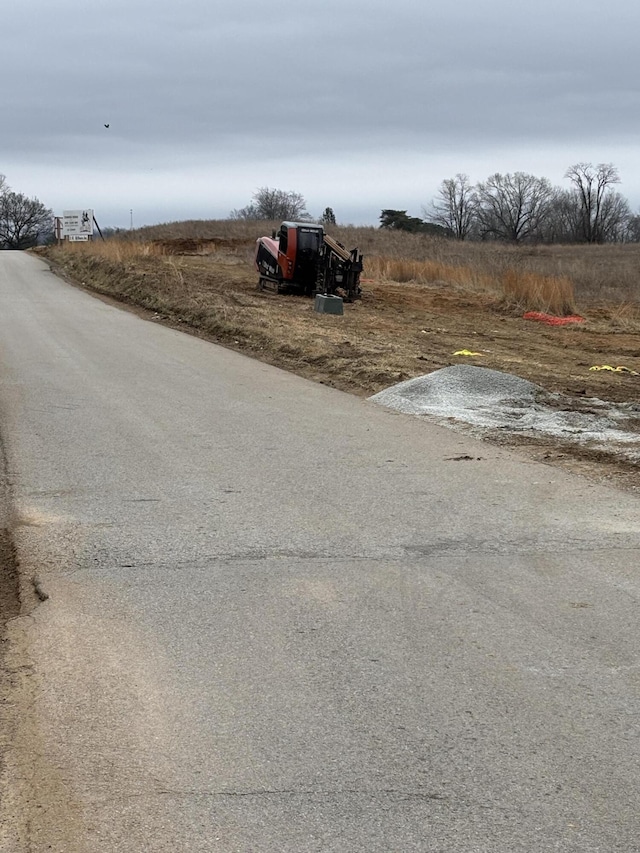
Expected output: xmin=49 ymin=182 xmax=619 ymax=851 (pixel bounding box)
xmin=314 ymin=294 xmax=344 ymax=315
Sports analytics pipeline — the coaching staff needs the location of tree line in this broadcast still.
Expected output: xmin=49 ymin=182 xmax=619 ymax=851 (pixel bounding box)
xmin=235 ymin=167 xmax=640 ymax=245
xmin=418 ymin=163 xmax=639 ymax=243
xmin=0 ymin=174 xmax=52 ymax=249
xmin=3 ymin=165 xmax=637 ymax=248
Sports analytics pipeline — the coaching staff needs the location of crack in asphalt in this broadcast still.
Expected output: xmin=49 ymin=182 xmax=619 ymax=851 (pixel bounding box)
xmin=107 ymin=538 xmax=640 ymax=571
xmin=156 ymin=787 xmax=448 ymax=801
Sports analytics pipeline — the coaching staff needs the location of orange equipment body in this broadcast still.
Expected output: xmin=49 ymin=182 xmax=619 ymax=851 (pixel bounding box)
xmin=255 ymin=221 xmax=363 ymax=301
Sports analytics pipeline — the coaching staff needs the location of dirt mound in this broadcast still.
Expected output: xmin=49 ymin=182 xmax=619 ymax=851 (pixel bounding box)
xmin=152 ymin=237 xmax=253 ymax=255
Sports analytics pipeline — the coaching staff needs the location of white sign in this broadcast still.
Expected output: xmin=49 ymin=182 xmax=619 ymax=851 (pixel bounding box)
xmin=62 ymin=209 xmax=94 ymax=236
xmin=68 ymin=234 xmax=89 ymax=242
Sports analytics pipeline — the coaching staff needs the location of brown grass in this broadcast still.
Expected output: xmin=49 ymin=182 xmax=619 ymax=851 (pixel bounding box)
xmin=53 ymin=221 xmax=640 ymax=325
xmin=35 ymin=227 xmax=640 ymax=495
xmin=75 ymin=235 xmax=580 ymax=316
xmin=70 ymin=240 xmax=164 ymax=262
xmin=500 ymin=270 xmax=576 ymax=315
xmin=362 ymin=256 xmax=576 ymax=315
xmin=108 ymin=218 xmax=640 ymax=309
xmin=39 ymin=227 xmax=640 ymax=415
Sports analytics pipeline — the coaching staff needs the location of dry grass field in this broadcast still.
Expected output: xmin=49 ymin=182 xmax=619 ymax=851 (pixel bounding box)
xmin=39 ymin=220 xmax=640 ymax=490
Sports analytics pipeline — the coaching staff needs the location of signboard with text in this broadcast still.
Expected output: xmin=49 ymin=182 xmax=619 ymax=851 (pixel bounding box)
xmin=62 ymin=209 xmax=94 ymax=236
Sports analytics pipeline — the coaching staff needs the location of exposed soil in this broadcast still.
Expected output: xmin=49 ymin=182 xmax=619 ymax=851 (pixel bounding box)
xmin=0 ymin=437 xmax=21 ymax=644
xmin=40 ymin=242 xmax=640 ymax=493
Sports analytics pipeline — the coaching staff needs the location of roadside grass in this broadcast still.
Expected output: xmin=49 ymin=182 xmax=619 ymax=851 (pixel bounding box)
xmin=40 ymin=225 xmax=640 ymax=402
xmin=108 ymin=218 xmax=640 ymax=307
xmin=47 ymin=220 xmax=640 ymax=335
xmin=64 ymin=218 xmax=640 ymax=318
xmin=48 ymin=222 xmax=640 ymax=328
xmin=363 ymin=256 xmax=577 ymax=316
xmin=72 ymin=240 xmax=164 ymax=262
xmin=35 ymin=225 xmax=640 ymax=492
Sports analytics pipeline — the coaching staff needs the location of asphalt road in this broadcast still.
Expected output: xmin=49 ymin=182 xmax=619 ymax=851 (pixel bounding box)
xmin=0 ymin=251 xmax=639 ymax=852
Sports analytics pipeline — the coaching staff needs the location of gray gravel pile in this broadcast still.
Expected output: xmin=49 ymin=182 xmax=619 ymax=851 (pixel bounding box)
xmin=371 ymin=365 xmax=541 ymax=415
xmin=369 ymin=365 xmax=640 ymax=459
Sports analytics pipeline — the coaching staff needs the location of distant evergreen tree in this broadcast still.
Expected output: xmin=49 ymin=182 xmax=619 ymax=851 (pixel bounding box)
xmin=380 ymin=209 xmax=452 ymax=237
xmin=321 ymin=207 xmax=336 ymax=225
xmin=379 ymin=209 xmax=422 ymax=231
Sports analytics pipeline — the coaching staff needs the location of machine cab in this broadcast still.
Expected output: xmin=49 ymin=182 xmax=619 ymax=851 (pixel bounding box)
xmin=277 ymin=222 xmax=324 ymax=288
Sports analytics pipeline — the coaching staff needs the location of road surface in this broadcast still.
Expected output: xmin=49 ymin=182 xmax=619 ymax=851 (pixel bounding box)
xmin=0 ymin=251 xmax=639 ymax=852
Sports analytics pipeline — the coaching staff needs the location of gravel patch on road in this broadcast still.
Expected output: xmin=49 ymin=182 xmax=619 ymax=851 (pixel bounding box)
xmin=370 ymin=365 xmax=640 ymax=461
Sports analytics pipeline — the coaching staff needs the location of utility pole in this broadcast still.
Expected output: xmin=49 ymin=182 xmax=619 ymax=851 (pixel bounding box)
xmin=130 ymin=209 xmax=133 ymax=230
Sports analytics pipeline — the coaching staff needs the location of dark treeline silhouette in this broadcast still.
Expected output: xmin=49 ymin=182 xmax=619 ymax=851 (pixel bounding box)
xmin=382 ymin=164 xmax=640 ymax=244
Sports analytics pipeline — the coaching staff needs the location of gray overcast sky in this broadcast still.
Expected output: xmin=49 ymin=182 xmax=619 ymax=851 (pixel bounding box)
xmin=3 ymin=0 xmax=640 ymax=228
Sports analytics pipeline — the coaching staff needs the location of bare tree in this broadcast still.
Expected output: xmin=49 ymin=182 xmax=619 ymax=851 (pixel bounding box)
xmin=0 ymin=191 xmax=52 ymax=249
xmin=564 ymin=162 xmax=621 ymax=243
xmin=427 ymin=174 xmax=477 ymax=240
xmin=475 ymin=172 xmax=554 ymax=243
xmin=597 ymin=191 xmax=631 ymax=242
xmin=626 ymin=212 xmax=640 ymax=243
xmin=230 ymin=187 xmax=309 ymax=221
xmin=0 ymin=174 xmax=7 ymax=196
xmin=540 ymin=188 xmax=583 ymax=243
xmin=229 ymin=203 xmax=259 ymax=220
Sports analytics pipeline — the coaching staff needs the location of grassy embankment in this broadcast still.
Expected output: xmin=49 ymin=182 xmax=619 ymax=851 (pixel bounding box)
xmin=40 ymin=221 xmax=640 ymax=398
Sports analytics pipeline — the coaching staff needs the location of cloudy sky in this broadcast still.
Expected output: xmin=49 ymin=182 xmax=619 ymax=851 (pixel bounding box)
xmin=4 ymin=0 xmax=640 ymax=228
